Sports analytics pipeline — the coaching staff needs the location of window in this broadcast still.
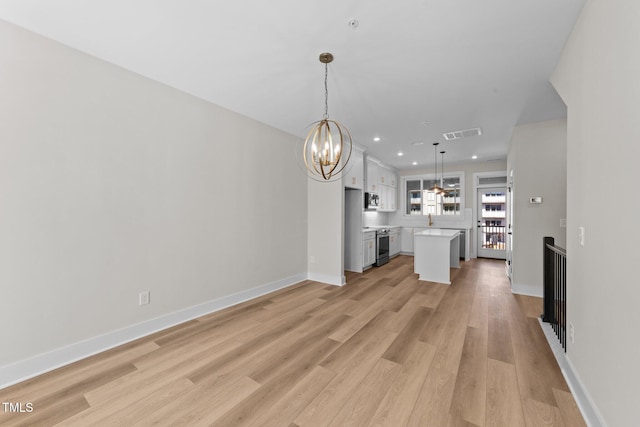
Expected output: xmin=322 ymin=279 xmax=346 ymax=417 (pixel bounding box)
xmin=404 ymin=173 xmax=463 ymax=216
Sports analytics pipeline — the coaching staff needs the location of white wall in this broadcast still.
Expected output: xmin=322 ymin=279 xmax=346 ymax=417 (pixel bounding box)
xmin=551 ymin=0 xmax=640 ymax=425
xmin=0 ymin=21 xmax=307 ymax=371
xmin=507 ymin=119 xmax=567 ymax=297
xmin=307 ymin=178 xmax=344 ymax=285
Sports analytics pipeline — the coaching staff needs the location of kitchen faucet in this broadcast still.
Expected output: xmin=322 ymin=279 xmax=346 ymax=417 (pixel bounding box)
xmin=428 ymin=213 xmax=433 ymax=227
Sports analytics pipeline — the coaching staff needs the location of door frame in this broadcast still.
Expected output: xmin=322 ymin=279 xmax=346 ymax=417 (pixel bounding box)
xmin=506 ymin=169 xmax=514 ymax=280
xmin=472 ymin=171 xmax=507 ymax=259
xmin=476 ymin=186 xmax=507 ymax=259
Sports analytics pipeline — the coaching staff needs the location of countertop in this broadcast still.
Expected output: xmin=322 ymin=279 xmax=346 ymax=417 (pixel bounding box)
xmin=363 ymin=225 xmax=401 ymax=232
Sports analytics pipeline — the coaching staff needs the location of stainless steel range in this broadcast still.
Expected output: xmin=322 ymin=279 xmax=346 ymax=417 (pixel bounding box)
xmin=375 ymin=228 xmax=390 ymax=266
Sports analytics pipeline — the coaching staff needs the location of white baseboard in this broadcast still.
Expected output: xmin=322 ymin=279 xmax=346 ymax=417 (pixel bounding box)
xmin=307 ymin=272 xmax=345 ymax=287
xmin=538 ymin=319 xmax=607 ymax=427
xmin=511 ymin=282 xmax=543 ymax=297
xmin=0 ymin=273 xmax=308 ymax=390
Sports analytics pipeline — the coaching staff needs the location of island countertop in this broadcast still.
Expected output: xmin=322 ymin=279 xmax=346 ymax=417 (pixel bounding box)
xmin=414 ymin=229 xmax=460 ymax=238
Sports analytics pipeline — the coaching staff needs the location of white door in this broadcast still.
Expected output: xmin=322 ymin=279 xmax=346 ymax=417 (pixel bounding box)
xmin=477 ymin=186 xmax=507 ymax=259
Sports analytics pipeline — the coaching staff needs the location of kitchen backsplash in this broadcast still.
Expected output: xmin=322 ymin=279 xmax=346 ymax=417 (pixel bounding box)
xmin=388 ymin=207 xmax=473 ymax=229
xmin=363 ymin=210 xmax=390 ymax=227
xmin=363 ymin=207 xmax=472 ymax=229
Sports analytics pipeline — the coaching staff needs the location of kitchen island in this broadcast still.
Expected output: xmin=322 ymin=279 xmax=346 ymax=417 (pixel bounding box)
xmin=414 ymin=229 xmax=460 ymax=284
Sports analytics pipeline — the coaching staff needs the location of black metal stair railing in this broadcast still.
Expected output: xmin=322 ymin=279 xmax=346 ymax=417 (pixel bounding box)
xmin=542 ymin=236 xmax=567 ymax=351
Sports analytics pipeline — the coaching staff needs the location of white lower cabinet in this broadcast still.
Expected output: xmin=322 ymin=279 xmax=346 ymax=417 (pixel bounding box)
xmin=400 ymin=227 xmax=427 ymax=254
xmin=363 ymin=231 xmax=376 ymax=268
xmin=401 ymin=228 xmax=414 ymax=253
xmin=390 ymin=228 xmax=400 ymax=257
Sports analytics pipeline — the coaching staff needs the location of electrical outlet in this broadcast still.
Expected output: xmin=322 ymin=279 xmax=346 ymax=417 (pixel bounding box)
xmin=139 ymin=291 xmax=150 ymax=306
xmin=569 ymin=322 xmax=575 ymax=343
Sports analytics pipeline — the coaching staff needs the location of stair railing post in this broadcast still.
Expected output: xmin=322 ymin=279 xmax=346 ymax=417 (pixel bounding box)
xmin=542 ymin=236 xmax=555 ymax=323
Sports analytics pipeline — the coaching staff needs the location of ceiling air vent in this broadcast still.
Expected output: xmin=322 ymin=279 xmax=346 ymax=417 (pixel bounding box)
xmin=443 ymin=127 xmax=482 ymax=141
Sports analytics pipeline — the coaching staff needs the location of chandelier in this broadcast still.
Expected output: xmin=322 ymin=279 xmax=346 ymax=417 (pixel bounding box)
xmin=303 ymin=53 xmax=352 ymax=181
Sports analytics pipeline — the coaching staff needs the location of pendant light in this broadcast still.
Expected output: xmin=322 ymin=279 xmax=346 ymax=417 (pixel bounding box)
xmin=440 ymin=150 xmax=447 ymax=195
xmin=302 ymin=52 xmax=352 ymax=181
xmin=429 ymin=142 xmax=443 ymax=194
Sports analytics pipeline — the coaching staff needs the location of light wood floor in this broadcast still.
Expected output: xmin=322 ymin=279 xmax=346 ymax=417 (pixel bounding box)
xmin=0 ymin=256 xmax=586 ymax=426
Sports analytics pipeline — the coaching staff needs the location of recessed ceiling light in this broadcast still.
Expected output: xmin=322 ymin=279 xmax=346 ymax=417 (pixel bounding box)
xmin=412 ymin=161 xmax=418 ymax=166
xmin=397 ymin=152 xmax=404 ymax=156
xmin=373 ymin=137 xmax=381 ymax=142
xmin=472 ymin=155 xmax=478 ymax=159
xmin=410 ymin=141 xmax=424 ymax=146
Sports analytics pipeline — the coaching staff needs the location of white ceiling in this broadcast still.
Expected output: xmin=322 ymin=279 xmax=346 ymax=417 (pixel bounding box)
xmin=0 ymin=0 xmax=585 ymax=170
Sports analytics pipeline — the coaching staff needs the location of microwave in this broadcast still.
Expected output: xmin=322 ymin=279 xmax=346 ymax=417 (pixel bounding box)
xmin=365 ymin=192 xmax=380 ymax=210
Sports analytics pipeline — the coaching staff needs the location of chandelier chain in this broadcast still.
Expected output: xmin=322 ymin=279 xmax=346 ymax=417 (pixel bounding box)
xmin=302 ymin=52 xmax=352 ymax=181
xmin=323 ymin=63 xmax=329 ymax=119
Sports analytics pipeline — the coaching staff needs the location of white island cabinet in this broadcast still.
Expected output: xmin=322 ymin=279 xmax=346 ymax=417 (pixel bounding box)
xmin=414 ymin=229 xmax=460 ymax=284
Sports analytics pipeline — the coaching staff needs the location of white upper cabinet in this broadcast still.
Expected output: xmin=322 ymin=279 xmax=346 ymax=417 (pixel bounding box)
xmin=366 ymin=161 xmax=380 ymax=193
xmin=379 ymin=168 xmax=396 ymax=187
xmin=365 ymin=157 xmax=397 ymax=212
xmin=378 ymin=185 xmax=397 ymax=212
xmin=344 ymin=148 xmax=364 ymax=189
xmin=379 ymin=168 xmax=387 ymax=186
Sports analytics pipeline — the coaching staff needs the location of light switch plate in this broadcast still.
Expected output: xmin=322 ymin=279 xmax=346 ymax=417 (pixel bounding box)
xmin=578 ymin=226 xmax=585 ymax=247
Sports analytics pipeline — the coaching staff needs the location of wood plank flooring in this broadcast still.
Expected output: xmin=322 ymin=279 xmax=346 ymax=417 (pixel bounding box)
xmin=0 ymin=256 xmax=586 ymax=426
